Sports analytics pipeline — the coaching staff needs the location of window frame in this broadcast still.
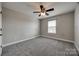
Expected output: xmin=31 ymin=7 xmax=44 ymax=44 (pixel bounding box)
xmin=48 ymin=19 xmax=56 ymax=34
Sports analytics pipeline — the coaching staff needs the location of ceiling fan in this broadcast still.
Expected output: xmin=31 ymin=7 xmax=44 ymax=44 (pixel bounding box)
xmin=33 ymin=5 xmax=54 ymax=16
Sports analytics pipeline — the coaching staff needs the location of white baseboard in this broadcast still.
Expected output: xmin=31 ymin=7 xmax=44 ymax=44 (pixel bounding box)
xmin=2 ymin=35 xmax=74 ymax=48
xmin=40 ymin=35 xmax=74 ymax=43
xmin=2 ymin=35 xmax=40 ymax=48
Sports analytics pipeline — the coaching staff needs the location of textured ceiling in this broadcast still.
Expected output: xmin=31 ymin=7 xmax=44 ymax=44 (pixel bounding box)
xmin=2 ymin=2 xmax=78 ymax=19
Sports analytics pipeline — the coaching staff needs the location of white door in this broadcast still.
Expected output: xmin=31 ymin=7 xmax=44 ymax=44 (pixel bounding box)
xmin=0 ymin=3 xmax=2 ymax=56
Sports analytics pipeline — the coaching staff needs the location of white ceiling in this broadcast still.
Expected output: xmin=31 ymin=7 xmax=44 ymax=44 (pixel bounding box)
xmin=2 ymin=2 xmax=78 ymax=19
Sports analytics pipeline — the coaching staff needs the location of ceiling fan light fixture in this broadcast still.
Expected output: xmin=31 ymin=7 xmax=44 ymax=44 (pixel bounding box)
xmin=33 ymin=4 xmax=54 ymax=17
xmin=41 ymin=12 xmax=45 ymax=16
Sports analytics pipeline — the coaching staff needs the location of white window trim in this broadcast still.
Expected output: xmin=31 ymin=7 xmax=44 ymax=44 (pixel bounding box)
xmin=48 ymin=20 xmax=56 ymax=34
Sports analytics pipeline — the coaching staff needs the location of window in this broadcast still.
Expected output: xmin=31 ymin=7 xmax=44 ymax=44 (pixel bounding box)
xmin=48 ymin=20 xmax=56 ymax=33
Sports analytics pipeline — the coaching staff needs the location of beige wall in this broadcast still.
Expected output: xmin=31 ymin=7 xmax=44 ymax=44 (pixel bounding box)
xmin=74 ymin=4 xmax=79 ymax=51
xmin=40 ymin=12 xmax=74 ymax=41
xmin=0 ymin=3 xmax=2 ymax=46
xmin=2 ymin=7 xmax=40 ymax=45
xmin=0 ymin=3 xmax=2 ymax=55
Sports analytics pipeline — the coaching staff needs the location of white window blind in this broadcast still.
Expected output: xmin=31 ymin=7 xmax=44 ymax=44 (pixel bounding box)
xmin=48 ymin=20 xmax=56 ymax=33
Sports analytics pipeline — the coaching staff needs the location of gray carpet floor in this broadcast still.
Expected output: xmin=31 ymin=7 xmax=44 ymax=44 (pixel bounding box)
xmin=2 ymin=37 xmax=78 ymax=56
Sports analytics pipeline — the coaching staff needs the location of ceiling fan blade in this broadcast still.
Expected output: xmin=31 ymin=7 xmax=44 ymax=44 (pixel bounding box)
xmin=46 ymin=8 xmax=54 ymax=12
xmin=46 ymin=13 xmax=49 ymax=16
xmin=33 ymin=11 xmax=40 ymax=13
xmin=39 ymin=14 xmax=41 ymax=17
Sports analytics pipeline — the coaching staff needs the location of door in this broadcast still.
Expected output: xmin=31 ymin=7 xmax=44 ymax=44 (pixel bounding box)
xmin=0 ymin=3 xmax=2 ymax=56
